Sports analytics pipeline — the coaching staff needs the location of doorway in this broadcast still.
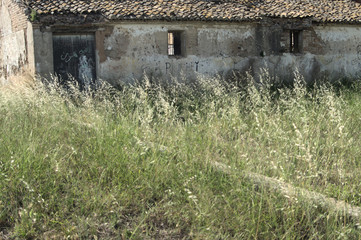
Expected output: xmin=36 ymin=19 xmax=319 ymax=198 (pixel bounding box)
xmin=53 ymin=34 xmax=96 ymax=90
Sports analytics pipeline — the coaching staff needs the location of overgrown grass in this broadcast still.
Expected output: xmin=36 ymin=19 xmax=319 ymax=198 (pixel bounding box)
xmin=1 ymin=72 xmax=361 ymax=239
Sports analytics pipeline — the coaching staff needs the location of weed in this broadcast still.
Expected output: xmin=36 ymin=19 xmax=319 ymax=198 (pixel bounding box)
xmin=1 ymin=72 xmax=361 ymax=239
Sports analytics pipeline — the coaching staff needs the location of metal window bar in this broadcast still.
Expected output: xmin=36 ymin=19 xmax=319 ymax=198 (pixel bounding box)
xmin=168 ymin=32 xmax=174 ymax=55
xmin=290 ymin=30 xmax=300 ymax=53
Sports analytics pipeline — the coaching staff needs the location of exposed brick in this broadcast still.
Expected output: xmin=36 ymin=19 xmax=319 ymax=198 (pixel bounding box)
xmin=0 ymin=0 xmax=30 ymax=80
xmin=3 ymin=0 xmax=28 ymax=32
xmin=302 ymin=29 xmax=326 ymax=55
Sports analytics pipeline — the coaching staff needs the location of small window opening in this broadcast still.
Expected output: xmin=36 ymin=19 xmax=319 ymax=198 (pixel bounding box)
xmin=290 ymin=30 xmax=300 ymax=53
xmin=168 ymin=31 xmax=182 ymax=56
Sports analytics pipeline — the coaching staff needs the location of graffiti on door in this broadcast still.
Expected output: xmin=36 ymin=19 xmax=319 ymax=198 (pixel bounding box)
xmin=53 ymin=34 xmax=96 ymax=90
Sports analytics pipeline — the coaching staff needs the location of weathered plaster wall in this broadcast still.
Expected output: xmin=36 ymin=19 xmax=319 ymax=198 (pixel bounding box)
xmin=95 ymin=21 xmax=361 ymax=85
xmin=96 ymin=22 xmax=257 ymax=85
xmin=33 ymin=21 xmax=361 ymax=85
xmin=253 ymin=24 xmax=361 ymax=82
xmin=0 ymin=0 xmax=34 ymax=84
xmin=312 ymin=24 xmax=361 ymax=79
xmin=32 ymin=27 xmax=53 ymax=78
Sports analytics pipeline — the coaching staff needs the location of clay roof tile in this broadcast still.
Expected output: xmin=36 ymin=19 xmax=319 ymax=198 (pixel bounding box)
xmin=22 ymin=0 xmax=361 ymax=23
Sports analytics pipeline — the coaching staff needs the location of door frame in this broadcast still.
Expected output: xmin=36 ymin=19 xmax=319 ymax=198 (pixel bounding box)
xmin=52 ymin=32 xmax=97 ymax=90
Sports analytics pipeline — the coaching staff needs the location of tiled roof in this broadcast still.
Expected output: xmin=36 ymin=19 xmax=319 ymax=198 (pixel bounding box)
xmin=24 ymin=0 xmax=361 ymax=23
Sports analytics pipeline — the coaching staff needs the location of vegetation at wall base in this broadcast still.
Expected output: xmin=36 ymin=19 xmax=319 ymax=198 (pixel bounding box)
xmin=1 ymin=72 xmax=361 ymax=239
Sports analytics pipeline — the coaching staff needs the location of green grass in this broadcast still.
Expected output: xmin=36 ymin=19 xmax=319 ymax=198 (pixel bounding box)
xmin=1 ymin=72 xmax=361 ymax=239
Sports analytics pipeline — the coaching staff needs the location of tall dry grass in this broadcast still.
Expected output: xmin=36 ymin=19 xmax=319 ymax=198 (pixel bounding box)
xmin=1 ymin=72 xmax=361 ymax=239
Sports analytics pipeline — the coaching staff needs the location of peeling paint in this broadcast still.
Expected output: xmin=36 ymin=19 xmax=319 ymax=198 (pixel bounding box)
xmin=29 ymin=21 xmax=361 ymax=85
xmin=0 ymin=2 xmax=28 ymax=80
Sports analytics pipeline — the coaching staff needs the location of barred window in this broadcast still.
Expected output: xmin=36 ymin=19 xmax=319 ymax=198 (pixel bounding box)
xmin=168 ymin=31 xmax=182 ymax=56
xmin=290 ymin=30 xmax=301 ymax=53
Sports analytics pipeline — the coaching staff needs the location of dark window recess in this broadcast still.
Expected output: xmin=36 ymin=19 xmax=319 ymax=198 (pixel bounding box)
xmin=53 ymin=34 xmax=96 ymax=90
xmin=290 ymin=30 xmax=300 ymax=53
xmin=168 ymin=31 xmax=182 ymax=56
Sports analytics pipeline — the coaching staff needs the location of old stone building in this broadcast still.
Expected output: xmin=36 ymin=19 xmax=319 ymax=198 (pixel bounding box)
xmin=1 ymin=0 xmax=361 ymax=87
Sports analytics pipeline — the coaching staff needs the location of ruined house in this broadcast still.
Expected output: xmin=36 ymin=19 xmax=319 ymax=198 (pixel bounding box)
xmin=1 ymin=0 xmax=361 ymax=87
